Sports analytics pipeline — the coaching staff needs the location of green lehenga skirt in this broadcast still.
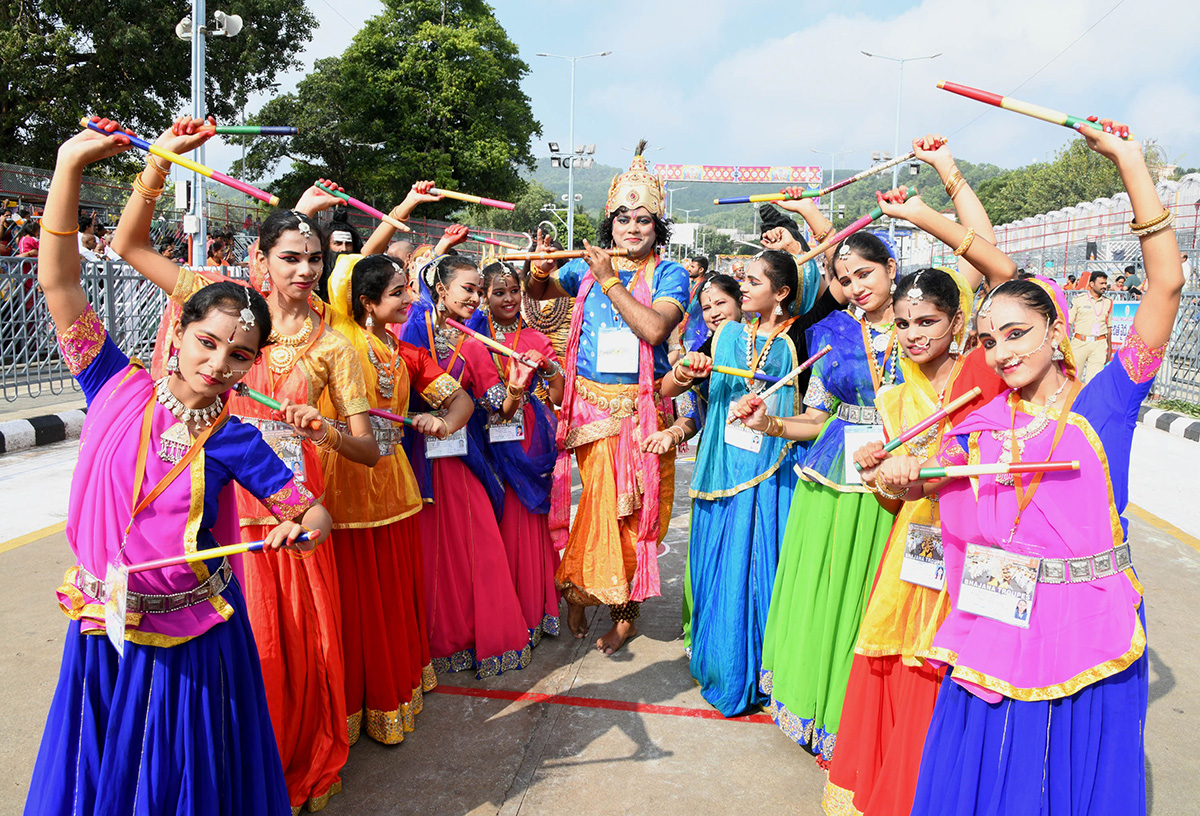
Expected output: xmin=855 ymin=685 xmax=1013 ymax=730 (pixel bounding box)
xmin=758 ymin=478 xmax=893 ymax=760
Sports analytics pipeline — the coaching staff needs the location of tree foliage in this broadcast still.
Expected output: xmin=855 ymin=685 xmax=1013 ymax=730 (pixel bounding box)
xmin=234 ymin=0 xmax=540 ymax=216
xmin=0 ymin=0 xmax=315 ymax=170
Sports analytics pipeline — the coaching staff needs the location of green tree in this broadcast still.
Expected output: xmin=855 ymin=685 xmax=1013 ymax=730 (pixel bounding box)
xmin=696 ymin=226 xmax=735 ymax=259
xmin=234 ymin=0 xmax=540 ymax=214
xmin=0 ymin=0 xmax=316 ymax=170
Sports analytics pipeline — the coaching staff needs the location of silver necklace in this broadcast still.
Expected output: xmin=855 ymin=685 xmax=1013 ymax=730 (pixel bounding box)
xmin=434 ymin=326 xmax=460 ymax=360
xmin=492 ymin=317 xmax=520 ymax=341
xmin=365 ymin=333 xmax=396 ymax=400
xmin=155 ymin=377 xmax=223 ymax=426
xmin=990 ymin=376 xmax=1070 ymax=484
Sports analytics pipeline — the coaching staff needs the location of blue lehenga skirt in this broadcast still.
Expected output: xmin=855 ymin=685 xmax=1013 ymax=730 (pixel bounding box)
xmin=910 ymin=605 xmax=1148 ymax=816
xmin=25 ymin=578 xmax=290 ymax=816
xmin=687 ymin=461 xmax=795 ymax=717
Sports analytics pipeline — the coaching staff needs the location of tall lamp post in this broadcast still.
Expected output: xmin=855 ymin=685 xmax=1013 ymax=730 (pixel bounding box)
xmin=536 ymin=50 xmax=611 ymax=250
xmin=810 ymin=147 xmax=857 ymax=229
xmin=861 ymin=50 xmax=940 ymax=244
xmin=176 ymin=3 xmax=242 ymax=264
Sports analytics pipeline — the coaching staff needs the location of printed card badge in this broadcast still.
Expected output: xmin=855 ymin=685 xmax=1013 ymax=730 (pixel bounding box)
xmin=596 ymin=328 xmax=639 ymax=374
xmin=257 ymin=420 xmax=306 ymax=482
xmin=724 ymin=418 xmax=764 ymax=453
xmin=899 ymin=523 xmax=946 ymax=590
xmin=489 ymin=414 xmax=525 ymax=444
xmin=843 ymin=424 xmax=886 ymax=485
xmin=103 ymin=562 xmax=129 ymax=657
xmin=957 ymin=543 xmax=1040 ymax=629
xmin=425 ymin=426 xmax=468 ymax=459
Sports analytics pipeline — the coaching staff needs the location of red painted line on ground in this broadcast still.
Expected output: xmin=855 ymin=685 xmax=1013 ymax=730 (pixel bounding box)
xmin=433 ymin=684 xmax=775 ymax=724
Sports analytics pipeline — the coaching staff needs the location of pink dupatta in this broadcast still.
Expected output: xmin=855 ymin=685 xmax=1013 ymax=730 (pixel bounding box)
xmin=549 ymin=259 xmax=670 ymax=601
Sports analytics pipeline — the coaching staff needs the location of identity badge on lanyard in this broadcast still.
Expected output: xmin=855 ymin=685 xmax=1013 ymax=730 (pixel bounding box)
xmin=957 ymin=543 xmax=1039 ymax=628
xmin=597 ymin=329 xmax=639 ymax=374
xmin=843 ymin=425 xmax=886 ymax=485
xmin=724 ymin=391 xmax=774 ymax=453
xmin=899 ymin=523 xmax=946 ymax=591
xmin=104 ymin=562 xmax=130 ymax=656
xmin=489 ymin=413 xmax=525 ymax=444
xmin=425 ymin=412 xmax=468 ymax=459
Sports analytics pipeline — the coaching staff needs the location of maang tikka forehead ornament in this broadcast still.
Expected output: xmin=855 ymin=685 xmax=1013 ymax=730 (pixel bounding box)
xmin=605 ymin=139 xmax=666 ymax=218
xmin=905 ymin=271 xmax=925 ymax=304
xmin=292 ymin=211 xmax=313 ymax=252
xmin=232 ymin=284 xmax=256 ymax=341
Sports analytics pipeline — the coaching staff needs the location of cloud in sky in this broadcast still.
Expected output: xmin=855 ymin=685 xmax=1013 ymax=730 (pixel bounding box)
xmin=201 ymin=0 xmax=1200 ymax=181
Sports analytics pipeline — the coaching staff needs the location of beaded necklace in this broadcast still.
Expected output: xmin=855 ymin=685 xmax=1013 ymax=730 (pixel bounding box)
xmin=857 ymin=314 xmax=899 ymax=393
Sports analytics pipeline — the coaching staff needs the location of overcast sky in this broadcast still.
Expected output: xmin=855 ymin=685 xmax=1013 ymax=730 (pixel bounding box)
xmin=200 ymin=0 xmax=1200 ymax=178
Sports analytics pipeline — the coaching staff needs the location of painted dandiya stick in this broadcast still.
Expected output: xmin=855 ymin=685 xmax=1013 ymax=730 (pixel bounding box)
xmin=727 ymin=344 xmax=832 ymax=424
xmin=368 ymin=407 xmax=415 ymax=426
xmin=713 ymin=147 xmax=940 ymax=206
xmin=127 ymin=531 xmax=315 ymax=573
xmin=314 ymin=182 xmax=411 ymax=233
xmin=81 ymin=117 xmax=280 ymax=206
xmin=855 ymin=386 xmax=984 ymax=471
xmin=936 ymin=81 xmax=1129 ymax=140
xmin=232 ymin=383 xmax=323 ymax=430
xmin=795 ymin=188 xmax=916 ymax=266
xmin=431 ymin=187 xmax=515 ymax=211
xmin=497 ymin=248 xmax=631 ymax=262
xmin=920 ymin=460 xmax=1081 ymax=479
xmin=474 ymin=234 xmax=523 ymax=250
xmin=679 ymin=359 xmax=781 ymax=384
xmin=198 ymin=125 xmax=298 ymax=136
xmin=444 ymin=317 xmax=539 ymax=368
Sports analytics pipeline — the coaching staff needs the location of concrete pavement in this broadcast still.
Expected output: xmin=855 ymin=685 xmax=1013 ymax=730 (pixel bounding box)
xmin=3 ymin=452 xmax=1200 ymax=814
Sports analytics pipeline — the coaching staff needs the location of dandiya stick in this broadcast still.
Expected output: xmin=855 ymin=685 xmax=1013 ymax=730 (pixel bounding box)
xmin=431 ymin=187 xmax=515 ymax=211
xmin=795 ymin=188 xmax=916 ymax=266
xmin=233 ymin=383 xmax=323 ymax=430
xmin=855 ymin=386 xmax=983 ymax=471
xmin=474 ymin=234 xmax=523 ymax=250
xmin=368 ymin=407 xmax=414 ymax=426
xmin=197 ymin=125 xmax=298 ymax=136
xmin=727 ymin=344 xmax=832 ymax=424
xmin=81 ymin=117 xmax=280 ymax=206
xmin=680 ymin=359 xmax=781 ymax=384
xmin=713 ymin=146 xmax=940 ymax=206
xmin=920 ymin=460 xmax=1080 ymax=479
xmin=937 ymin=81 xmax=1130 ymax=140
xmin=314 ymin=181 xmax=411 ymax=233
xmin=498 ymin=248 xmax=631 ymax=262
xmin=444 ymin=317 xmax=538 ymax=369
xmin=127 ymin=531 xmax=315 ymax=573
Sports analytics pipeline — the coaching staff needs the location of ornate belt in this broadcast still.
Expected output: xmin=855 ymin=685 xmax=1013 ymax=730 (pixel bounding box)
xmin=837 ymin=403 xmax=880 ymax=425
xmin=574 ymin=377 xmax=641 ymax=418
xmin=1038 ymin=544 xmax=1132 ymax=584
xmin=77 ymin=557 xmax=233 ymax=614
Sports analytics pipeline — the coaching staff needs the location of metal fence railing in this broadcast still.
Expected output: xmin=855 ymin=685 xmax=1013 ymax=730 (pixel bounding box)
xmin=5 ymin=260 xmax=1198 ymax=409
xmin=0 ymin=259 xmax=248 ymax=403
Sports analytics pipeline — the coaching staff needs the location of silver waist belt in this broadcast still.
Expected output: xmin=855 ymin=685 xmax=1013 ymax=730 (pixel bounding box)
xmin=1038 ymin=543 xmax=1132 ymax=585
xmin=837 ymin=403 xmax=880 ymax=425
xmin=77 ymin=557 xmax=233 ymax=614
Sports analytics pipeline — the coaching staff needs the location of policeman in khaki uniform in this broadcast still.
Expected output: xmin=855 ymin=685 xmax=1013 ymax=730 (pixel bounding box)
xmin=1068 ymin=270 xmax=1112 ymax=382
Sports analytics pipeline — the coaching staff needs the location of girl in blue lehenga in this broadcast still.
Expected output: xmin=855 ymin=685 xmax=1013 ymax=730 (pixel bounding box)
xmin=662 ymin=250 xmax=841 ymax=716
xmin=27 ymin=121 xmax=333 ymax=815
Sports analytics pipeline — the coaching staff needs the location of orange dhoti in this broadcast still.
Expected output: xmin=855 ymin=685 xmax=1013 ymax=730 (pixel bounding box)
xmin=555 ymin=425 xmax=676 ymax=607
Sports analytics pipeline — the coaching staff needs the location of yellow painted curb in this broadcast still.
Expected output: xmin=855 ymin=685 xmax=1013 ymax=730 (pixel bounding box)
xmin=0 ymin=520 xmax=67 ymax=555
xmin=1127 ymin=503 xmax=1200 ymax=556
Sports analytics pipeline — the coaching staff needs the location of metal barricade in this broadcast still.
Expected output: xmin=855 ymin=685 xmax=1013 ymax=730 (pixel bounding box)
xmin=1156 ymin=291 xmax=1200 ymax=403
xmin=1 ymin=259 xmax=245 ymax=402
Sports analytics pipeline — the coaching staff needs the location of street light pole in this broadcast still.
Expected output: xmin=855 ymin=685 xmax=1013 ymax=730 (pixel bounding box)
xmin=810 ymin=147 xmax=856 ymax=229
xmin=190 ymin=0 xmax=207 ymax=265
xmin=536 ymin=51 xmax=611 ymax=250
xmin=861 ymin=50 xmax=940 ymax=245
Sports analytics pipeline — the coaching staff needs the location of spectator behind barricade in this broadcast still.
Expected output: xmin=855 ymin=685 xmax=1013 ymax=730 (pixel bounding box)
xmin=386 ymin=238 xmax=416 ymax=269
xmin=1183 ymin=252 xmax=1196 ymax=288
xmin=0 ymin=211 xmax=13 ymax=256
xmin=17 ymin=221 xmax=40 ymax=256
xmin=206 ymin=238 xmax=228 ymax=267
xmin=1113 ymin=275 xmax=1126 ymax=292
xmin=1064 ymin=274 xmax=1078 ymax=290
xmin=1125 ymin=265 xmax=1143 ymax=297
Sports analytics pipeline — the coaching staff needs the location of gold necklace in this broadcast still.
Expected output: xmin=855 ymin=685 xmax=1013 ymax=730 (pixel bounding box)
xmin=267 ymin=316 xmax=313 ymax=373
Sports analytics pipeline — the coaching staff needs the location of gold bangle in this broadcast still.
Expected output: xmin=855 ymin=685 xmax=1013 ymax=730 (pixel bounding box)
xmin=132 ymin=175 xmax=164 ymax=204
xmin=812 ymin=226 xmax=832 ymax=243
xmin=761 ymin=415 xmax=783 ymax=438
xmin=147 ymin=155 xmax=171 ymax=177
xmin=1132 ymin=210 xmax=1174 ymax=237
xmin=438 ymin=417 xmax=451 ymax=438
xmin=943 ymin=167 xmax=964 ymax=197
xmin=40 ymin=223 xmax=78 ymax=236
xmin=530 ymin=267 xmax=550 ymax=282
xmin=671 ymin=367 xmax=694 ymax=388
xmin=668 ymin=426 xmax=687 ymax=445
xmin=947 ymin=177 xmax=968 ymax=199
xmin=601 ymin=276 xmax=622 ymax=296
xmin=873 ymin=480 xmax=908 ymax=501
xmin=506 ymin=383 xmax=525 ymax=401
xmin=952 ymin=227 xmax=976 ymax=257
xmin=1129 ymin=209 xmax=1170 ymax=231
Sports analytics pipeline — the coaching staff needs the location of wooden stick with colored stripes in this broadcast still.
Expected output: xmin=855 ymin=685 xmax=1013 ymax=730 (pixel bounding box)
xmin=920 ymin=460 xmax=1081 ymax=479
xmin=855 ymin=386 xmax=983 ymax=471
xmin=937 ymin=81 xmax=1130 ymax=140
xmin=127 ymin=531 xmax=315 ymax=573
